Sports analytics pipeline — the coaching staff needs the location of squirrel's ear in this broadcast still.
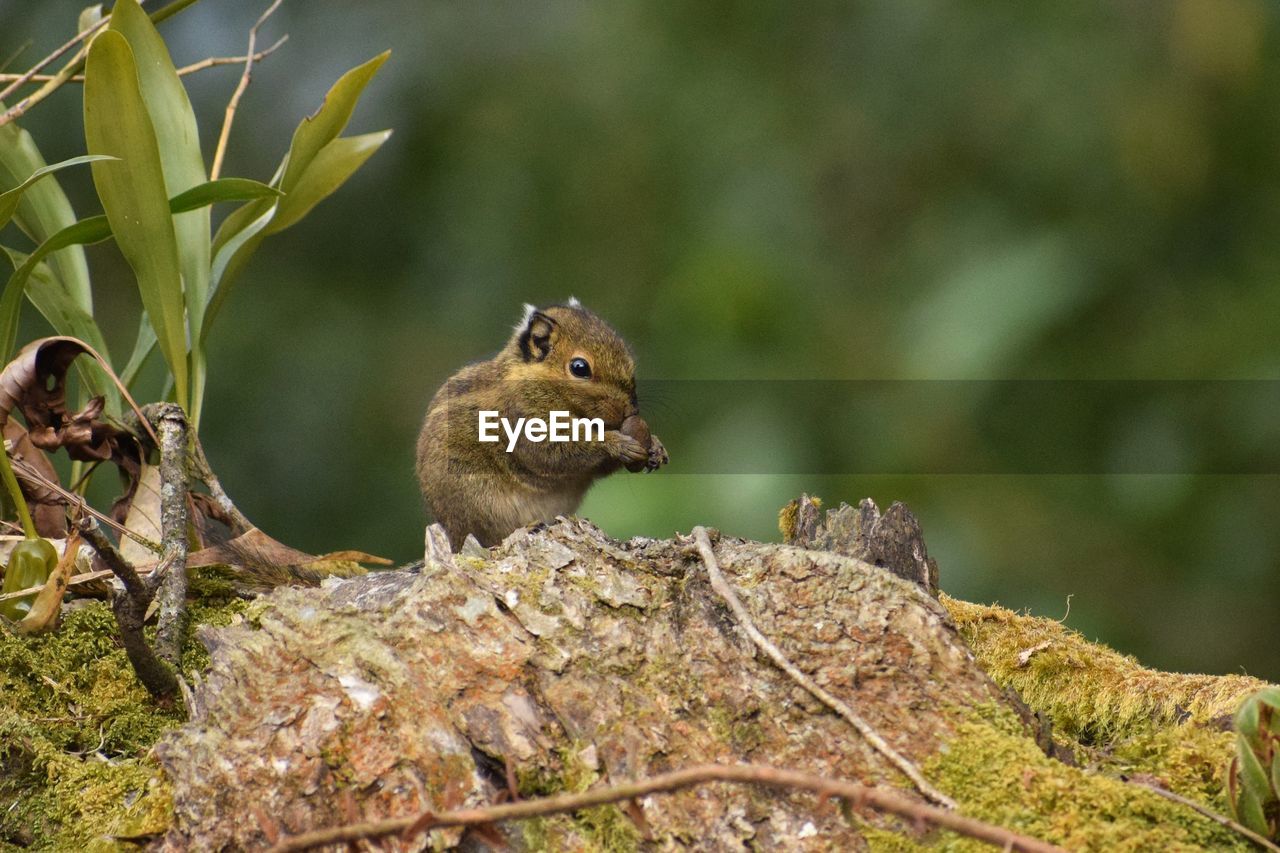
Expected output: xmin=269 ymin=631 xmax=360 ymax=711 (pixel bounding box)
xmin=517 ymin=308 xmax=558 ymax=362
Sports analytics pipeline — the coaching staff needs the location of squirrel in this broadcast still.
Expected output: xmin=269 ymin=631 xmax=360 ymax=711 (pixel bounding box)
xmin=416 ymin=299 xmax=668 ymax=549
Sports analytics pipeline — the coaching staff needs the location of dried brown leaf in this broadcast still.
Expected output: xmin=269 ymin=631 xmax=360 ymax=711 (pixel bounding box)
xmin=312 ymin=549 xmax=392 ymax=565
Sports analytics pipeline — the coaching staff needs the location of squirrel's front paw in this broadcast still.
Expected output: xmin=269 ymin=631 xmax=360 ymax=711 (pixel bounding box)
xmin=605 ymin=430 xmax=650 ymax=466
xmin=644 ymin=434 xmax=669 ymax=472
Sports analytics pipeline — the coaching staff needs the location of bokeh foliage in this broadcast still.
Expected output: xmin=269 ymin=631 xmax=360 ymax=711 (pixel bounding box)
xmin=2 ymin=0 xmax=1278 ymax=679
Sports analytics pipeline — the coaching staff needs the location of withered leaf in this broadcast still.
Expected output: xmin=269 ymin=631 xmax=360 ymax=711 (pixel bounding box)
xmin=0 ymin=337 xmax=131 ymax=462
xmin=184 ymin=527 xmax=390 ymax=593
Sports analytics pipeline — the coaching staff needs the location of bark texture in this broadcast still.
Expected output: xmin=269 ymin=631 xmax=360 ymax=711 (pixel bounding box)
xmin=155 ymin=514 xmax=1026 ymax=851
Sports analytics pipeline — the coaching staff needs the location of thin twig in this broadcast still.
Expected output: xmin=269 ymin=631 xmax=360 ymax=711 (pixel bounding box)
xmin=77 ymin=519 xmax=148 ymax=606
xmin=0 ymin=15 xmax=109 ymax=104
xmin=150 ymin=404 xmax=190 ymax=665
xmin=11 ymin=457 xmax=162 ymax=553
xmin=0 ymin=0 xmax=198 ymax=129
xmin=180 ymin=35 xmax=288 ymax=76
xmin=0 ymin=37 xmax=288 ymax=84
xmin=77 ymin=519 xmax=177 ymax=698
xmin=190 ymin=431 xmax=252 ymax=534
xmin=210 ymin=0 xmax=285 ymax=180
xmin=689 ymin=526 xmax=956 ymax=809
xmin=1129 ymin=779 xmax=1280 ymax=852
xmin=0 ymin=28 xmax=100 ymax=128
xmin=266 ymin=764 xmax=1063 ymax=853
xmin=0 ymin=568 xmax=113 ymax=604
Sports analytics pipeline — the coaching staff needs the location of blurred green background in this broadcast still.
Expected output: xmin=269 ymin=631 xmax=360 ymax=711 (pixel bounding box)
xmin=3 ymin=0 xmax=1279 ymax=679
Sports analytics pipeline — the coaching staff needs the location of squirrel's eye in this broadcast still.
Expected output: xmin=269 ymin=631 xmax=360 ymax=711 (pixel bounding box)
xmin=568 ymin=357 xmax=592 ymax=379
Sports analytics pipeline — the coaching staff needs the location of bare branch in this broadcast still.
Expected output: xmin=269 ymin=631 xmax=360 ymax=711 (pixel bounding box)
xmin=177 ymin=36 xmax=287 ymax=76
xmin=0 ymin=0 xmax=200 ymax=129
xmin=150 ymin=404 xmax=190 ymax=665
xmin=210 ymin=0 xmax=285 ymax=180
xmin=1130 ymin=779 xmax=1280 ymax=853
xmin=189 ymin=431 xmax=252 ymax=535
xmin=689 ymin=526 xmax=956 ymax=808
xmin=77 ymin=519 xmax=178 ymax=699
xmin=77 ymin=519 xmax=148 ymax=607
xmin=0 ymin=37 xmax=289 ymax=84
xmin=265 ymin=764 xmax=1064 ymax=853
xmin=0 ymin=16 xmax=108 ymax=105
xmin=0 ymin=568 xmax=112 ymax=604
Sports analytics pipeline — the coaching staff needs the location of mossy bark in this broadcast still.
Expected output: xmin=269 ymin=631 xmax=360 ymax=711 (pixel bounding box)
xmin=154 ymin=519 xmax=1021 ymax=850
xmin=2 ymin=506 xmax=1273 ymax=851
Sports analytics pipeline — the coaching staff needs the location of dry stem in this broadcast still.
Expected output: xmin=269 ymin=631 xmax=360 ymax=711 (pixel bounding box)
xmin=0 ymin=38 xmax=288 ymax=84
xmin=689 ymin=526 xmax=956 ymax=808
xmin=265 ymin=764 xmax=1063 ymax=853
xmin=11 ymin=456 xmax=162 ymax=553
xmin=0 ymin=568 xmax=112 ymax=604
xmin=1130 ymin=779 xmax=1280 ymax=852
xmin=0 ymin=0 xmax=200 ymax=129
xmin=77 ymin=519 xmax=177 ymax=698
xmin=210 ymin=0 xmax=285 ymax=180
xmin=189 ymin=432 xmax=252 ymax=534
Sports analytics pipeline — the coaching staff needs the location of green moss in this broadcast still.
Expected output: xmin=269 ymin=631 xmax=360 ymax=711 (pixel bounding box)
xmin=894 ymin=597 xmax=1275 ymax=851
xmin=512 ymin=746 xmax=638 ymax=851
xmin=575 ymin=804 xmax=640 ymax=851
xmin=0 ymin=597 xmax=248 ymax=849
xmin=942 ymin=595 xmax=1264 ymax=742
xmin=521 ymin=815 xmax=552 ymax=851
xmin=901 ymin=707 xmax=1249 ymax=851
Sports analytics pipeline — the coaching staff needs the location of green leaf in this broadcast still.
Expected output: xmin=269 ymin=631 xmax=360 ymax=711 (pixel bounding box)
xmin=120 ymin=317 xmax=158 ymax=389
xmin=0 ymin=246 xmax=118 ymax=410
xmin=209 ymin=51 xmax=389 ymax=257
xmin=119 ymin=179 xmax=277 ymax=386
xmin=267 ymin=131 xmax=390 ymax=235
xmin=205 ymin=212 xmax=271 ymax=340
xmin=84 ymin=29 xmax=188 ymax=410
xmin=0 ymin=216 xmax=112 ymax=365
xmin=1238 ymin=733 xmax=1274 ymax=803
xmin=1273 ymin=749 xmax=1280 ymax=806
xmin=1238 ymin=694 xmax=1263 ymax=744
xmin=0 ymin=155 xmax=115 ymax=230
xmin=109 ymin=0 xmax=210 ymax=421
xmin=0 ymin=178 xmax=276 ymax=366
xmin=172 ymin=177 xmax=281 ymax=210
xmin=279 ymin=51 xmax=389 ymax=195
xmin=204 ymin=53 xmax=390 ymax=343
xmin=0 ymin=115 xmax=95 ymax=312
xmin=78 ymin=4 xmax=104 ymax=33
xmin=1235 ymin=786 xmax=1271 ymax=837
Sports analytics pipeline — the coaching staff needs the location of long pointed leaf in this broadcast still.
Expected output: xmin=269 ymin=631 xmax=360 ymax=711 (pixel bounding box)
xmin=0 ymin=216 xmax=112 ymax=363
xmin=0 ymin=155 xmax=115 ymax=230
xmin=205 ymin=208 xmax=273 ymax=339
xmin=204 ymin=55 xmax=389 ymax=342
xmin=84 ymin=30 xmax=187 ymax=410
xmin=110 ymin=0 xmax=210 ymax=421
xmin=0 ymin=178 xmax=278 ymax=367
xmin=206 ymin=53 xmax=389 ymax=264
xmin=0 ymin=114 xmax=95 ymax=312
xmin=267 ymin=131 xmax=390 ymax=235
xmin=121 ymin=317 xmax=157 ymax=389
xmin=279 ymin=51 xmax=389 ymax=195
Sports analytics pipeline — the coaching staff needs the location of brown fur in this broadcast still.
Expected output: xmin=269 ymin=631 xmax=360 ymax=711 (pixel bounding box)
xmin=417 ymin=302 xmax=667 ymax=548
